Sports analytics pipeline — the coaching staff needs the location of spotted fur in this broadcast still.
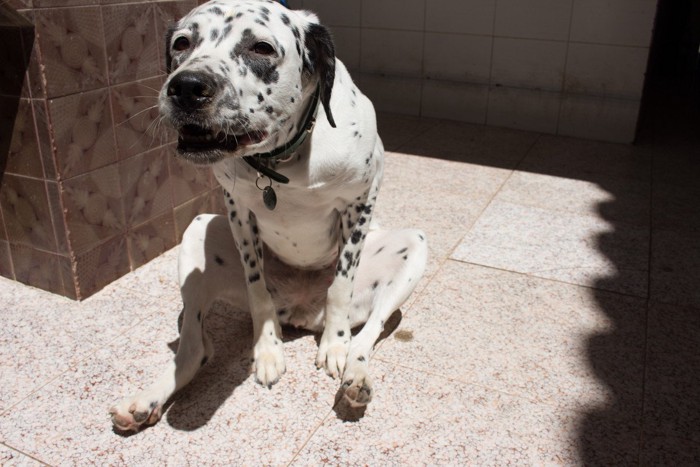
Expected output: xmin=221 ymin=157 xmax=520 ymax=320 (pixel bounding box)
xmin=110 ymin=0 xmax=428 ymax=432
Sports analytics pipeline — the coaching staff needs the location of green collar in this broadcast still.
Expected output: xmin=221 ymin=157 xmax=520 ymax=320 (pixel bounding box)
xmin=242 ymin=86 xmax=321 ymax=184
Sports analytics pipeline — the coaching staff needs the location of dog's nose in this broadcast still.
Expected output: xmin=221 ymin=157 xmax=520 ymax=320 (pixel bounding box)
xmin=167 ymin=71 xmax=217 ymax=110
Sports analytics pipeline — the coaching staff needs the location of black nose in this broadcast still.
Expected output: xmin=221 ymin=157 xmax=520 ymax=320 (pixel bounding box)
xmin=167 ymin=71 xmax=217 ymax=111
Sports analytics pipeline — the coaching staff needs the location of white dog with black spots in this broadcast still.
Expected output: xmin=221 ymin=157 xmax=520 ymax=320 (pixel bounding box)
xmin=110 ymin=0 xmax=428 ymax=431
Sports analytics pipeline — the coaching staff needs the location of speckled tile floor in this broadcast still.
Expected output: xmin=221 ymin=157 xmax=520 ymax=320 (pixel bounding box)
xmin=2 ymin=113 xmax=699 ymax=465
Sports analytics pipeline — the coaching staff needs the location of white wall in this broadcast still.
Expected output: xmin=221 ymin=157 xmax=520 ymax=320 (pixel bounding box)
xmin=292 ymin=0 xmax=658 ymax=143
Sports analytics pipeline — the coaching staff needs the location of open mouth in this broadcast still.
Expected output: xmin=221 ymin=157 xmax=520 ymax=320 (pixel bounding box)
xmin=177 ymin=124 xmax=267 ymax=154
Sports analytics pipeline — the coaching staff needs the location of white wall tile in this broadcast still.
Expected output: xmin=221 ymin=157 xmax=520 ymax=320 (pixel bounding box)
xmin=361 ymin=29 xmax=424 ymax=77
xmin=358 ymin=74 xmax=422 ymax=115
xmin=361 ymin=0 xmax=425 ymax=31
xmin=565 ymin=43 xmax=649 ymax=99
xmin=558 ymin=94 xmax=641 ymax=143
xmin=491 ymin=38 xmax=567 ymax=91
xmin=330 ymin=27 xmax=361 ymax=71
xmin=421 ymin=80 xmax=489 ymax=124
xmin=487 ymin=86 xmax=561 ymax=133
xmin=495 ymin=0 xmax=573 ymax=41
xmin=570 ymin=0 xmax=658 ymax=47
xmin=423 ymin=33 xmax=492 ymax=84
xmin=426 ymin=0 xmax=496 ymax=35
xmin=302 ymin=0 xmax=361 ymax=27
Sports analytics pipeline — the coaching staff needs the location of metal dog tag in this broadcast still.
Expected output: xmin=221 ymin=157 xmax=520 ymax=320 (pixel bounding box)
xmin=263 ymin=185 xmax=277 ymax=210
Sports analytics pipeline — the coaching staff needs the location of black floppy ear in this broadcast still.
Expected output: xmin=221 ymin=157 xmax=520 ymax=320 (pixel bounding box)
xmin=304 ymin=23 xmax=336 ymax=128
xmin=165 ymin=26 xmax=175 ymax=73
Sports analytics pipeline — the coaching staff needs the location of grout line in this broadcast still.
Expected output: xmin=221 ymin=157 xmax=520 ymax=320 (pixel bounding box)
xmin=0 ymin=442 xmax=52 ymax=467
xmin=555 ymin=0 xmax=577 ymax=136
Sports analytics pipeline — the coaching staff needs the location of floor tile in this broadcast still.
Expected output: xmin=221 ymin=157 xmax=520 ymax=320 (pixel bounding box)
xmin=452 ymin=200 xmax=649 ymax=296
xmin=650 ymin=229 xmax=700 ymax=308
xmin=496 ymin=170 xmax=650 ymax=226
xmin=376 ymin=112 xmax=440 ymax=151
xmin=640 ymin=433 xmax=700 ymax=466
xmin=0 ymin=277 xmax=162 ymax=413
xmin=643 ymin=302 xmax=700 ymax=446
xmin=104 ymin=246 xmax=181 ymax=299
xmin=292 ymin=361 xmax=638 ymax=466
xmin=394 ymin=119 xmax=540 ymax=168
xmin=376 ymin=153 xmax=512 ymax=279
xmin=0 ymin=444 xmax=42 ymax=466
xmin=376 ymin=261 xmax=646 ymax=413
xmin=0 ymin=302 xmax=337 ymax=466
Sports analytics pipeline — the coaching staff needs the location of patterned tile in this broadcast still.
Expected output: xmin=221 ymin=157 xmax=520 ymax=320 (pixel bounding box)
xmin=4 ymin=99 xmax=43 ymax=179
xmin=167 ymin=146 xmax=212 ymax=206
xmin=33 ymin=6 xmax=108 ymax=97
xmin=47 ymin=88 xmax=118 ymax=180
xmin=102 ymin=3 xmax=159 ymax=84
xmin=0 ymin=175 xmax=56 ymax=252
xmin=7 ymin=244 xmax=75 ymax=298
xmin=127 ymin=211 xmax=177 ymax=270
xmin=74 ymin=234 xmax=130 ymax=298
xmin=111 ymin=76 xmax=172 ymax=160
xmin=174 ymin=191 xmax=211 ymax=241
xmin=154 ymin=1 xmax=198 ymax=74
xmin=30 ymin=99 xmax=57 ymax=180
xmin=0 ymin=241 xmax=13 ymax=280
xmin=120 ymin=146 xmax=173 ymax=227
xmin=61 ymin=163 xmax=125 ymax=254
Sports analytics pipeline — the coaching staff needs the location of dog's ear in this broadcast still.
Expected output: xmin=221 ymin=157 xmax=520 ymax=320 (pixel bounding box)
xmin=165 ymin=25 xmax=175 ymax=73
xmin=304 ymin=22 xmax=336 ymax=128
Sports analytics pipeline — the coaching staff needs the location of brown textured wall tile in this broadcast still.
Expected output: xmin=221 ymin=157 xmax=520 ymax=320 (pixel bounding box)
xmin=45 ymin=181 xmax=70 ymax=255
xmin=74 ymin=234 xmax=128 ymax=298
xmin=120 ymin=146 xmax=173 ymax=227
xmin=21 ymin=12 xmax=46 ymax=100
xmin=127 ymin=210 xmax=176 ymax=269
xmin=9 ymin=244 xmax=74 ymax=297
xmin=47 ymin=87 xmax=118 ymax=179
xmin=0 ymin=240 xmax=14 ymax=280
xmin=111 ymin=75 xmax=174 ymax=159
xmin=34 ymin=6 xmax=108 ymax=97
xmin=5 ymin=99 xmax=43 ymax=179
xmin=173 ymin=190 xmax=209 ymax=241
xmin=31 ymin=98 xmax=57 ymax=180
xmin=61 ymin=163 xmax=125 ymax=254
xmin=208 ymin=186 xmax=227 ymax=216
xmin=154 ymin=1 xmax=197 ymax=74
xmin=167 ymin=144 xmax=211 ymax=206
xmin=0 ymin=205 xmax=7 ymax=242
xmin=0 ymin=9 xmax=31 ymax=99
xmin=0 ymin=175 xmax=56 ymax=252
xmin=34 ymin=0 xmax=98 ymax=7
xmin=102 ymin=3 xmax=159 ymax=84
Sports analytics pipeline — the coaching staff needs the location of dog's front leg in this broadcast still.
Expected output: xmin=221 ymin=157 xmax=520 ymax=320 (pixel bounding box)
xmin=316 ymin=177 xmax=380 ymax=378
xmin=228 ymin=194 xmax=285 ymax=387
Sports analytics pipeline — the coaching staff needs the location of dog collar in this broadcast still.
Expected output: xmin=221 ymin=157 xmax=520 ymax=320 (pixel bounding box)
xmin=242 ymin=86 xmax=321 ymax=186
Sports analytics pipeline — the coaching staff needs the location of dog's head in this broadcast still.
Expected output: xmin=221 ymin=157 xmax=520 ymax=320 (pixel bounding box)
xmin=161 ymin=0 xmax=336 ymax=165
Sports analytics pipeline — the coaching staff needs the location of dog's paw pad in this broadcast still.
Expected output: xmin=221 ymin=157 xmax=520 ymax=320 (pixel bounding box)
xmin=341 ymin=375 xmax=373 ymax=407
xmin=109 ymin=398 xmax=162 ymax=432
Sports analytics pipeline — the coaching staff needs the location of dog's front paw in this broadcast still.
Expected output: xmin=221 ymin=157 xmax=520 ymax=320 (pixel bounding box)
xmin=253 ymin=337 xmax=286 ymax=388
xmin=341 ymin=361 xmax=373 ymax=407
xmin=316 ymin=328 xmax=351 ymax=378
xmin=109 ymin=394 xmax=163 ymax=432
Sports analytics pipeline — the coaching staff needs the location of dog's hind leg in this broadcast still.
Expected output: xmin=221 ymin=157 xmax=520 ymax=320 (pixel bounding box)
xmin=340 ymin=228 xmax=428 ymax=407
xmin=110 ymin=214 xmax=246 ymax=431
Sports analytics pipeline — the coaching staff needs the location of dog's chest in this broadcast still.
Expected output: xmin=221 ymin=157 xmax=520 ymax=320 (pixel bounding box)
xmin=214 ymin=163 xmax=355 ymax=268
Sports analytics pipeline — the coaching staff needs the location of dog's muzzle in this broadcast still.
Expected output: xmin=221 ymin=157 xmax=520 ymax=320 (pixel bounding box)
xmin=165 ymin=71 xmax=266 ymax=160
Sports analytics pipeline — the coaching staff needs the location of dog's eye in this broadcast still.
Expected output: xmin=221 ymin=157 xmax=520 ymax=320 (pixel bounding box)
xmin=173 ymin=36 xmax=191 ymax=52
xmin=252 ymin=42 xmax=275 ymax=56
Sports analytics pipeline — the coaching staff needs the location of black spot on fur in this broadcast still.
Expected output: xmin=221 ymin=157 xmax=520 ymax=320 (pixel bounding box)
xmin=214 ymin=255 xmax=224 ymax=265
xmin=197 ymin=310 xmax=201 ymax=321
xmin=351 ymin=230 xmax=362 ymax=244
xmin=372 ymin=281 xmax=379 ymax=290
xmin=201 ymin=356 xmax=208 ymax=366
xmin=357 ymin=356 xmax=365 ymax=362
xmin=337 ymin=330 xmax=345 ymax=337
xmin=248 ymin=272 xmax=261 ymax=283
xmin=258 ymin=92 xmax=264 ymax=102
xmin=281 ymin=13 xmax=290 ymax=25
xmin=210 ymin=29 xmax=219 ymax=41
xmin=397 ymin=247 xmax=408 ymax=254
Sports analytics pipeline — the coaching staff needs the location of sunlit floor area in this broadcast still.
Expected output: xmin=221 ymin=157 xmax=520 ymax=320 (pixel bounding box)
xmin=1 ymin=111 xmax=698 ymax=465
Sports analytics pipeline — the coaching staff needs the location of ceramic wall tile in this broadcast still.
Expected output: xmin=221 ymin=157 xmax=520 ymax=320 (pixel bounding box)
xmin=361 ymin=29 xmax=424 ymax=77
xmin=174 ymin=191 xmax=211 ymax=241
xmin=102 ymin=3 xmax=159 ymax=84
xmin=425 ymin=0 xmax=496 ymax=35
xmin=495 ymin=0 xmax=573 ymax=41
xmin=487 ymin=86 xmax=561 ymax=133
xmin=127 ymin=211 xmax=176 ymax=270
xmin=73 ymin=234 xmax=129 ymax=298
xmin=33 ymin=6 xmax=108 ymax=97
xmin=111 ymin=75 xmax=172 ymax=159
xmin=491 ymin=37 xmax=567 ymax=92
xmin=9 ymin=244 xmax=75 ymax=298
xmin=570 ymin=0 xmax=657 ymax=47
xmin=420 ymin=80 xmax=488 ymax=124
xmin=0 ymin=175 xmax=56 ymax=252
xmin=47 ymin=87 xmax=118 ymax=179
xmin=168 ymin=145 xmax=214 ymax=206
xmin=61 ymin=163 xmax=125 ymax=254
xmin=423 ymin=33 xmax=492 ymax=84
xmin=0 ymin=241 xmax=13 ymax=280
xmin=302 ymin=0 xmax=361 ymax=27
xmin=31 ymin=98 xmax=57 ymax=180
xmin=4 ymin=99 xmax=43 ymax=179
xmin=361 ymin=0 xmax=425 ymax=31
xmin=120 ymin=146 xmax=173 ymax=227
xmin=154 ymin=1 xmax=198 ymax=75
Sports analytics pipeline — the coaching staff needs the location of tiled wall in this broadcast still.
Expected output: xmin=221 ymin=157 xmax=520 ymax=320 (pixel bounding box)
xmin=292 ymin=0 xmax=658 ymax=143
xmin=0 ymin=0 xmax=224 ymax=299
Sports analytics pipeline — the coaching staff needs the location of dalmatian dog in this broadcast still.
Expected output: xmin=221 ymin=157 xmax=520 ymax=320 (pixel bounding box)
xmin=110 ymin=0 xmax=427 ymax=431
